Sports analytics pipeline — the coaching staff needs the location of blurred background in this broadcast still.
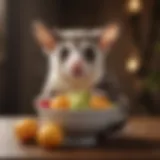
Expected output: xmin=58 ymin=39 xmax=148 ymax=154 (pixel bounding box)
xmin=0 ymin=0 xmax=159 ymax=115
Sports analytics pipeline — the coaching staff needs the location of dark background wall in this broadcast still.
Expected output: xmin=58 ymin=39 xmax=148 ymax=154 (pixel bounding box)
xmin=0 ymin=0 xmax=6 ymax=113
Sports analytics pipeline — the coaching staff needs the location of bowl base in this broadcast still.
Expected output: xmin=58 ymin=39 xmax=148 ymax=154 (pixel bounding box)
xmin=62 ymin=120 xmax=126 ymax=147
xmin=63 ymin=135 xmax=97 ymax=147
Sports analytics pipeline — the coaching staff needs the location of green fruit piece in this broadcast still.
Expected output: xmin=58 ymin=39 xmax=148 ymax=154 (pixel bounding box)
xmin=68 ymin=91 xmax=91 ymax=110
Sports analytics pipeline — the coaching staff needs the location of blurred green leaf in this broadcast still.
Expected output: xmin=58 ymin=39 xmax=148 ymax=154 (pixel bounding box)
xmin=154 ymin=42 xmax=160 ymax=53
xmin=146 ymin=71 xmax=160 ymax=92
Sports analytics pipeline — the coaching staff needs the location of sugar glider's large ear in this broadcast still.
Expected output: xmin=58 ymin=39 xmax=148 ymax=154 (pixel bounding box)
xmin=32 ymin=21 xmax=56 ymax=53
xmin=99 ymin=23 xmax=120 ymax=50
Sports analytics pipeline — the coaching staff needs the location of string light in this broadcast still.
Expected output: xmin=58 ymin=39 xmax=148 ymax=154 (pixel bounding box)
xmin=126 ymin=56 xmax=140 ymax=73
xmin=127 ymin=0 xmax=142 ymax=14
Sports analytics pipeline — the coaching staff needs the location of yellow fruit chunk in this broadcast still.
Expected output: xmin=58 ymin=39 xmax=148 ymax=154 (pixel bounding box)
xmin=90 ymin=96 xmax=111 ymax=109
xmin=50 ymin=95 xmax=70 ymax=110
xmin=37 ymin=123 xmax=64 ymax=148
xmin=15 ymin=118 xmax=38 ymax=142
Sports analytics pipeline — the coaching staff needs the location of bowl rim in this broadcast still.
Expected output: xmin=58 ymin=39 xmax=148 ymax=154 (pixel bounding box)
xmin=34 ymin=103 xmax=124 ymax=115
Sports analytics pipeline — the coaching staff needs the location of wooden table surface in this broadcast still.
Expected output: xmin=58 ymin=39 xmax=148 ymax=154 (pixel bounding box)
xmin=1 ymin=116 xmax=160 ymax=159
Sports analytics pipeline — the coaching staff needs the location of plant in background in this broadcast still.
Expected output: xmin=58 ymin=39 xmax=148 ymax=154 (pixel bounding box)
xmin=154 ymin=42 xmax=160 ymax=53
xmin=145 ymin=71 xmax=160 ymax=92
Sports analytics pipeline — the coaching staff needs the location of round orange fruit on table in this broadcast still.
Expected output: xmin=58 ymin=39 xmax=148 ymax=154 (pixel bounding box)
xmin=15 ymin=118 xmax=38 ymax=142
xmin=50 ymin=95 xmax=70 ymax=110
xmin=37 ymin=123 xmax=64 ymax=148
xmin=90 ymin=95 xmax=112 ymax=109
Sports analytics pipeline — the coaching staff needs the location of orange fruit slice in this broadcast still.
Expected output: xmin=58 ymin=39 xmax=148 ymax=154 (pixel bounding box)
xmin=50 ymin=95 xmax=70 ymax=110
xmin=90 ymin=95 xmax=111 ymax=109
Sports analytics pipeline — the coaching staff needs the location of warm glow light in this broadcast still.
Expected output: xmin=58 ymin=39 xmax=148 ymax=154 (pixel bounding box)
xmin=126 ymin=57 xmax=140 ymax=73
xmin=127 ymin=0 xmax=142 ymax=14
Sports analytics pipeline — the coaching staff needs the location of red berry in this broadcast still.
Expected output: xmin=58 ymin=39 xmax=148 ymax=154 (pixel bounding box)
xmin=40 ymin=100 xmax=49 ymax=108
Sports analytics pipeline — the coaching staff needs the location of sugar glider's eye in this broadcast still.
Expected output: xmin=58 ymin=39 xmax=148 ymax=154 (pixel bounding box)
xmin=60 ymin=47 xmax=70 ymax=61
xmin=83 ymin=47 xmax=96 ymax=62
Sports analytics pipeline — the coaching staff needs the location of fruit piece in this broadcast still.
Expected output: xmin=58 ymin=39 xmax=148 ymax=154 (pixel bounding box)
xmin=40 ymin=99 xmax=50 ymax=108
xmin=51 ymin=95 xmax=70 ymax=110
xmin=37 ymin=123 xmax=64 ymax=148
xmin=68 ymin=91 xmax=91 ymax=110
xmin=90 ymin=95 xmax=112 ymax=109
xmin=15 ymin=118 xmax=38 ymax=142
